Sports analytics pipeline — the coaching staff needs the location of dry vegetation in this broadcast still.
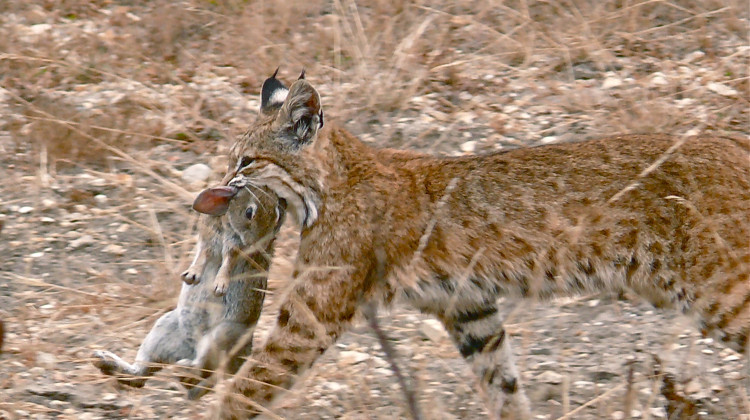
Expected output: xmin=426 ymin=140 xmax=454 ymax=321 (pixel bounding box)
xmin=0 ymin=0 xmax=748 ymax=419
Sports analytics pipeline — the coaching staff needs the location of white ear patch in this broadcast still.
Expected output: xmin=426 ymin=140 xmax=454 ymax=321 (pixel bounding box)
xmin=269 ymin=88 xmax=289 ymax=107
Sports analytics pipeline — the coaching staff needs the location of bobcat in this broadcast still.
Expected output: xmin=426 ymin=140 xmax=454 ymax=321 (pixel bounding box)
xmin=198 ymin=72 xmax=749 ymax=419
xmin=93 ymin=184 xmax=285 ymax=400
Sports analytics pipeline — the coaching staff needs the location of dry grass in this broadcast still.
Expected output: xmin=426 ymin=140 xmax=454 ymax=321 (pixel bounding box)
xmin=0 ymin=0 xmax=748 ymax=419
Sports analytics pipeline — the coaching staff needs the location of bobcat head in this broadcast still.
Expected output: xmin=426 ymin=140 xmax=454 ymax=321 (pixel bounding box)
xmin=212 ymin=70 xmax=327 ymax=228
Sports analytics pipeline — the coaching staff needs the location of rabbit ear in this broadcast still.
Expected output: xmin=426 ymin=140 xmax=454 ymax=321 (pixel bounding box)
xmin=192 ymin=186 xmax=239 ymax=216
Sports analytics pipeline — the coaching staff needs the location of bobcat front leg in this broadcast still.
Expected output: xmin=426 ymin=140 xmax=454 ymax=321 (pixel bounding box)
xmin=215 ymin=267 xmax=367 ymax=419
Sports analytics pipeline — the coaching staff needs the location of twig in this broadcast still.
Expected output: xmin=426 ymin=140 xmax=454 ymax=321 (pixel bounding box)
xmin=363 ymin=300 xmax=423 ymax=420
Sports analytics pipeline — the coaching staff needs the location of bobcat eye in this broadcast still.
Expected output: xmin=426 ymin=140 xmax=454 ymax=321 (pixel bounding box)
xmin=239 ymin=156 xmax=255 ymax=170
xmin=245 ymin=204 xmax=257 ymax=220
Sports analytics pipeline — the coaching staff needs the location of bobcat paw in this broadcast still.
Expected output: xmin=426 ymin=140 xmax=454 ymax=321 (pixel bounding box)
xmin=181 ymin=269 xmax=200 ymax=285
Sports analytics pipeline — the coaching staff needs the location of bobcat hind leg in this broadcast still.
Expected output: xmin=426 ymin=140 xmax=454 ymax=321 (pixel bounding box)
xmin=440 ymin=303 xmax=531 ymax=420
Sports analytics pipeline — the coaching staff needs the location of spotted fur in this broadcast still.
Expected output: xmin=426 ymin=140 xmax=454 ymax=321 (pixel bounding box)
xmin=206 ymin=73 xmax=749 ymax=419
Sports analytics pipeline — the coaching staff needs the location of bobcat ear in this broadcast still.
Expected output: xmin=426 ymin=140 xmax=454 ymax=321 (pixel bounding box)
xmin=278 ymin=79 xmax=324 ymax=146
xmin=260 ymin=67 xmax=289 ymax=114
xmin=192 ymin=186 xmax=238 ymax=216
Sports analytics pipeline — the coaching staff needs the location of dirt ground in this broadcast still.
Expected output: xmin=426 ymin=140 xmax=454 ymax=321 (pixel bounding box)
xmin=0 ymin=1 xmax=748 ymax=419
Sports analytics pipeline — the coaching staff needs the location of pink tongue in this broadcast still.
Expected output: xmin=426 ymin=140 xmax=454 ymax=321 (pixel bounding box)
xmin=192 ymin=186 xmax=238 ymax=216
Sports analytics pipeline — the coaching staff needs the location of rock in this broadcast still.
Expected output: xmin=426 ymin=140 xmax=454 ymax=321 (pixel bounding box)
xmin=536 ymin=370 xmax=564 ymax=384
xmin=459 ymin=140 xmax=477 ymax=153
xmin=540 ymin=136 xmax=558 ymax=144
xmin=18 ymin=206 xmax=34 ymax=214
xmin=36 ymin=352 xmax=56 ymax=368
xmin=181 ymin=163 xmax=212 ymax=185
xmin=649 ymin=407 xmax=666 ymax=418
xmin=419 ymin=319 xmax=448 ymax=342
xmin=322 ymin=381 xmax=346 ymax=392
xmin=339 ymin=350 xmax=370 ymax=365
xmin=723 ymin=353 xmax=740 ymax=362
xmin=602 ymin=76 xmax=623 ymax=89
xmin=724 ymin=371 xmax=742 ymax=380
xmin=68 ymin=235 xmax=95 ymax=250
xmin=29 ymin=24 xmax=52 ymax=35
xmin=707 ymin=82 xmax=738 ymax=97
xmin=94 ymin=194 xmax=108 ymax=205
xmin=684 ymin=379 xmax=701 ymax=395
xmin=650 ymin=72 xmax=669 ymax=87
xmin=103 ymin=244 xmax=126 ymax=255
xmin=683 ymin=51 xmax=705 ymax=63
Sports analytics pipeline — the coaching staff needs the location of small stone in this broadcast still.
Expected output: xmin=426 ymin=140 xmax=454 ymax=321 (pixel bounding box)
xmin=724 ymin=371 xmax=742 ymax=380
xmin=460 ymin=141 xmax=477 ymax=153
xmin=18 ymin=206 xmax=34 ymax=214
xmin=611 ymin=411 xmax=625 ymax=420
xmin=182 ymin=163 xmax=213 ymax=185
xmin=573 ymin=380 xmax=594 ymax=388
xmin=707 ymin=82 xmax=738 ymax=97
xmin=322 ymin=381 xmax=346 ymax=392
xmin=536 ymin=370 xmax=564 ymax=384
xmin=684 ymin=128 xmax=701 ymax=137
xmin=419 ymin=319 xmax=448 ymax=342
xmin=602 ymin=76 xmax=623 ymax=89
xmin=69 ymin=234 xmax=95 ymax=249
xmin=650 ymin=72 xmax=669 ymax=87
xmin=339 ymin=350 xmax=370 ymax=365
xmin=125 ymin=268 xmax=138 ymax=275
xmin=37 ymin=352 xmax=56 ymax=368
xmin=723 ymin=354 xmax=741 ymax=362
xmin=683 ymin=51 xmax=705 ymax=63
xmin=540 ymin=136 xmax=558 ymax=144
xmin=94 ymin=194 xmax=108 ymax=204
xmin=29 ymin=24 xmax=52 ymax=35
xmin=29 ymin=252 xmax=44 ymax=258
xmin=40 ymin=217 xmax=55 ymax=223
xmin=103 ymin=244 xmax=126 ymax=255
xmin=649 ymin=407 xmax=666 ymax=418
xmin=684 ymin=379 xmax=701 ymax=395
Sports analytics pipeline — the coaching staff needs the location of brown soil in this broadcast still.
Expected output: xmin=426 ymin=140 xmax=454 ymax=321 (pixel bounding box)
xmin=1 ymin=1 xmax=747 ymax=419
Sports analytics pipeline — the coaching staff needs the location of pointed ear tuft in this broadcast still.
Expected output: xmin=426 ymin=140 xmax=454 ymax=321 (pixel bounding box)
xmin=192 ymin=186 xmax=238 ymax=216
xmin=260 ymin=69 xmax=289 ymax=114
xmin=279 ymin=80 xmax=324 ymax=147
xmin=298 ymin=68 xmax=306 ymax=80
